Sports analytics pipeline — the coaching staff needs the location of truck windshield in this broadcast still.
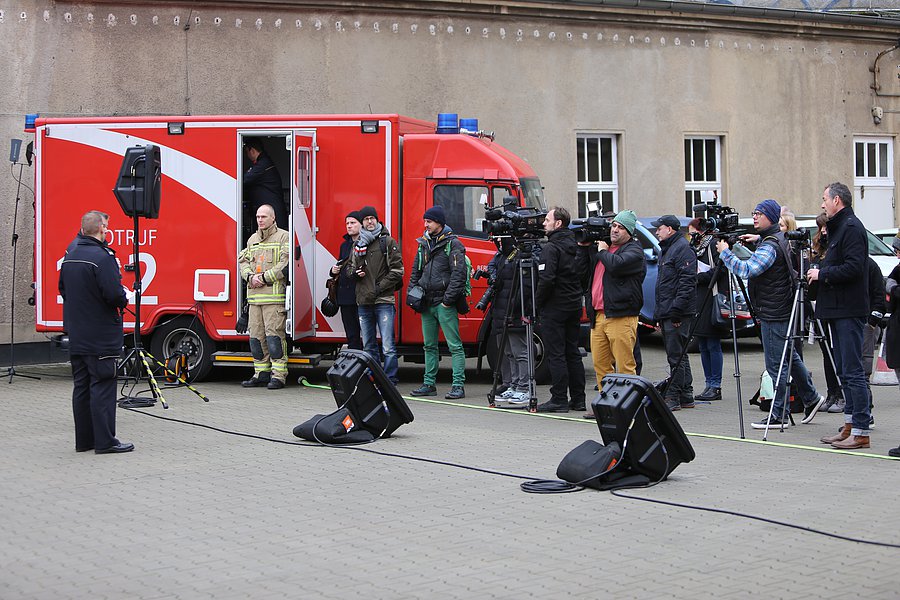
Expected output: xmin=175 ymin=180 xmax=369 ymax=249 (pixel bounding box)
xmin=520 ymin=177 xmax=545 ymax=211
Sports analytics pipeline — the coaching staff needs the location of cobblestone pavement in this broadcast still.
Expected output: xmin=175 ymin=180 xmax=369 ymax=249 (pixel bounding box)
xmin=2 ymin=339 xmax=899 ymax=599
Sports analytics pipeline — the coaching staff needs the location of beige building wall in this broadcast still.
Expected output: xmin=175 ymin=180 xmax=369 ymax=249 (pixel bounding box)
xmin=1 ymin=0 xmax=899 ymax=344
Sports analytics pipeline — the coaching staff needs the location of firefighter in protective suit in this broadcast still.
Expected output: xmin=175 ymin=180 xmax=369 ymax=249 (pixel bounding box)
xmin=238 ymin=204 xmax=290 ymax=389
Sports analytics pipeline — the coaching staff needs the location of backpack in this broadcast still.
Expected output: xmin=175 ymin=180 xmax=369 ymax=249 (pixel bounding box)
xmin=446 ymin=242 xmax=473 ymax=298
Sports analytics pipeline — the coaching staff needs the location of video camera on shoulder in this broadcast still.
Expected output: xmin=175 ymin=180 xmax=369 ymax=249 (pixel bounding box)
xmin=570 ymin=216 xmax=612 ymax=244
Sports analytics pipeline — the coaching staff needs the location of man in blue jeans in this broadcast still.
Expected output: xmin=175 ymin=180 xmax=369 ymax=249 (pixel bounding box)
xmin=717 ymin=199 xmax=825 ymax=430
xmin=808 ymin=183 xmax=871 ymax=449
xmin=350 ymin=206 xmax=404 ymax=383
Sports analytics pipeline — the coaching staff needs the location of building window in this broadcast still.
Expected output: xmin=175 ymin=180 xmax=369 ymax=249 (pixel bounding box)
xmin=684 ymin=137 xmax=722 ymax=216
xmin=576 ymin=135 xmax=618 ymax=217
xmin=854 ymin=138 xmax=893 ymax=182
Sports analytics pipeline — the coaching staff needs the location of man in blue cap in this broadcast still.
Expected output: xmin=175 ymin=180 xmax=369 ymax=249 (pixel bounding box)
xmin=717 ymin=199 xmax=825 ymax=431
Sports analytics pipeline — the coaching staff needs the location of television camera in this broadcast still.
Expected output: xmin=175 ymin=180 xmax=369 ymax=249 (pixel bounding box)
xmin=570 ymin=216 xmax=612 ymax=244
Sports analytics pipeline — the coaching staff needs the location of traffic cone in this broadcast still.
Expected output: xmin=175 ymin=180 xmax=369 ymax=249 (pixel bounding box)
xmin=871 ymin=341 xmax=898 ymax=386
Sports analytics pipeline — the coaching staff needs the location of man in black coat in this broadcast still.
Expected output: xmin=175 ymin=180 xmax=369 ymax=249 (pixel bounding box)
xmin=808 ymin=182 xmax=872 ymax=449
xmin=653 ymin=215 xmax=697 ymax=411
xmin=243 ymin=139 xmax=288 ymax=230
xmin=535 ymin=207 xmax=587 ymax=413
xmin=59 ymin=211 xmax=132 ymax=454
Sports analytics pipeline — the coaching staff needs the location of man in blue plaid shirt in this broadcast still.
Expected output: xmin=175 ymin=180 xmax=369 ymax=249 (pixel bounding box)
xmin=716 ymin=199 xmax=825 ymax=431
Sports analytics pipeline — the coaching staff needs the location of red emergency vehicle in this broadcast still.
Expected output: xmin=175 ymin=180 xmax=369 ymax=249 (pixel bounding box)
xmin=32 ymin=113 xmax=548 ymax=380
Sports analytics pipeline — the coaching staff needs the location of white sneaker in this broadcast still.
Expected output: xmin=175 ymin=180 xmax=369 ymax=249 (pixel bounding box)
xmin=498 ymin=389 xmax=517 ymax=399
xmin=507 ymin=391 xmax=530 ymax=405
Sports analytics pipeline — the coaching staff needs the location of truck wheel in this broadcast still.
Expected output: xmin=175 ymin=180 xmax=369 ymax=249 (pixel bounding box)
xmin=485 ymin=327 xmax=550 ymax=385
xmin=149 ymin=318 xmax=214 ymax=382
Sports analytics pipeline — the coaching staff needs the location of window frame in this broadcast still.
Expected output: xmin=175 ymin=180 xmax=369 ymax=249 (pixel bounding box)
xmin=576 ymin=134 xmax=619 ymax=217
xmin=684 ymin=136 xmax=723 ymax=217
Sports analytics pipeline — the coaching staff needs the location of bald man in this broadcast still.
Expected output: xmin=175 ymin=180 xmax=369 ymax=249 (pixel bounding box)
xmin=238 ymin=204 xmax=291 ymax=389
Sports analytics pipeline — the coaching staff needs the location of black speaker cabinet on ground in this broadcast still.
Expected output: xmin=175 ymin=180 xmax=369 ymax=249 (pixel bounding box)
xmin=113 ymin=145 xmax=161 ymax=219
xmin=325 ymin=349 xmax=414 ymax=438
xmin=591 ymin=373 xmax=695 ymax=482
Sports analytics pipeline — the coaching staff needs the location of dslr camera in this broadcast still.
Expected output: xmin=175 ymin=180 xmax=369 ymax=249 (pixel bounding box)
xmin=472 ymin=267 xmax=497 ymax=311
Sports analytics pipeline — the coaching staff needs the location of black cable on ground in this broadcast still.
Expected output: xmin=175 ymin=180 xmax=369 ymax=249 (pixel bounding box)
xmin=122 ymin=406 xmax=900 ymax=549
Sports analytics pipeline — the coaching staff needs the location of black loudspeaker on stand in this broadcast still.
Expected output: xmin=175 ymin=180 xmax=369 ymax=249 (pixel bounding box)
xmin=293 ymin=349 xmax=414 ymax=444
xmin=557 ymin=374 xmax=695 ymax=490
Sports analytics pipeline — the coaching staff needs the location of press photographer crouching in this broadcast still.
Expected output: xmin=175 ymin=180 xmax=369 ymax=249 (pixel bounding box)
xmin=716 ymin=199 xmax=825 ymax=430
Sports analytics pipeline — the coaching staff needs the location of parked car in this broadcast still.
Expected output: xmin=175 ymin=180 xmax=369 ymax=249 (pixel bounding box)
xmin=635 ymin=216 xmax=755 ymax=333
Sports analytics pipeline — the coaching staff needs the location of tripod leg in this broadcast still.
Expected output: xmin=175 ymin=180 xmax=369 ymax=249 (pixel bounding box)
xmin=144 ymin=351 xmax=210 ymax=402
xmin=137 ymin=350 xmax=168 ymax=409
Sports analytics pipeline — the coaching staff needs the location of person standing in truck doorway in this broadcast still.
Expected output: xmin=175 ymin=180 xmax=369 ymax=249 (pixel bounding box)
xmin=239 ymin=204 xmax=291 ymax=390
xmin=243 ymin=139 xmax=288 ymax=231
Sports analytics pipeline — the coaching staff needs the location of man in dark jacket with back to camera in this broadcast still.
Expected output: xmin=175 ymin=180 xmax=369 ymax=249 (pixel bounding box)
xmin=350 ymin=205 xmax=404 ymax=383
xmin=653 ymin=214 xmax=697 ymax=412
xmin=59 ymin=210 xmax=133 ymax=454
xmin=535 ymin=206 xmax=587 ymax=413
xmin=409 ymin=205 xmax=469 ymax=399
xmin=808 ymin=182 xmax=872 ymax=449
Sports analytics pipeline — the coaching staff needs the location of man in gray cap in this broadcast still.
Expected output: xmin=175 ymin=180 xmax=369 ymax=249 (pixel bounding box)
xmin=653 ymin=214 xmax=697 ymax=411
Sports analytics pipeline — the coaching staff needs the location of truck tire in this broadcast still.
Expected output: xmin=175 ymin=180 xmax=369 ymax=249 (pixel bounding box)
xmin=485 ymin=327 xmax=549 ymax=385
xmin=149 ymin=317 xmax=214 ymax=382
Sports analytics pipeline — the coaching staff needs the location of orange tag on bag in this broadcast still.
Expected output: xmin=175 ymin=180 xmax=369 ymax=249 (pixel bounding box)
xmin=342 ymin=414 xmax=355 ymax=432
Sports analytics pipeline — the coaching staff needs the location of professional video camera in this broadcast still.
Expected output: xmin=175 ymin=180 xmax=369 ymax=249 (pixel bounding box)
xmin=570 ymin=216 xmax=612 ymax=244
xmin=472 ymin=267 xmax=497 ymax=311
xmin=692 ymin=203 xmax=740 ymax=235
xmin=784 ymin=229 xmax=810 ymax=244
xmin=482 ymin=204 xmax=547 ymax=239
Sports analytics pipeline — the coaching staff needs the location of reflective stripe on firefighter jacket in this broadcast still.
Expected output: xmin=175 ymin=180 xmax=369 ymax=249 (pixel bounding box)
xmin=238 ymin=224 xmax=290 ymax=305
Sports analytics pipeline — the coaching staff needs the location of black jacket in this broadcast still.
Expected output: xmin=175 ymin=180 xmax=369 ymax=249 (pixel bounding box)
xmin=694 ymin=242 xmax=730 ymax=337
xmin=815 ymin=206 xmax=869 ymax=320
xmin=409 ymin=226 xmax=468 ymax=308
xmin=885 ymin=264 xmax=900 ymax=368
xmin=535 ymin=228 xmax=584 ymax=313
xmin=578 ymin=237 xmax=645 ymax=324
xmin=58 ymin=235 xmax=128 ymax=355
xmin=654 ymin=234 xmax=697 ymax=321
xmin=335 ymin=234 xmax=357 ymax=306
xmin=244 ymin=153 xmax=288 ymax=229
xmin=486 ymin=247 xmax=535 ymax=328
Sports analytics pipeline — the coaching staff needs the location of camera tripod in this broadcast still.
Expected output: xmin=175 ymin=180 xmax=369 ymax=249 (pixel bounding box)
xmin=486 ymin=238 xmax=541 ymax=413
xmin=117 ymin=211 xmax=209 ymax=409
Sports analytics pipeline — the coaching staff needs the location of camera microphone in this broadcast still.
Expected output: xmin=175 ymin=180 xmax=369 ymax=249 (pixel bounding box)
xmin=692 ymin=203 xmax=712 ymax=213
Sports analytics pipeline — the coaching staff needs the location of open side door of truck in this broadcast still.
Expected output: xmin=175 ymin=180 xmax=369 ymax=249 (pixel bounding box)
xmin=289 ymin=132 xmax=316 ymax=340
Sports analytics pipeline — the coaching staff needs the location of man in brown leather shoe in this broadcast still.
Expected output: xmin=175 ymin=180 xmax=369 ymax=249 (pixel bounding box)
xmin=808 ymin=183 xmax=871 ymax=450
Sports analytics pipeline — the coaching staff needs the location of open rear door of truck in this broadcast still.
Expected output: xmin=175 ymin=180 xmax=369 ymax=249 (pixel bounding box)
xmin=289 ymin=132 xmax=316 ymax=340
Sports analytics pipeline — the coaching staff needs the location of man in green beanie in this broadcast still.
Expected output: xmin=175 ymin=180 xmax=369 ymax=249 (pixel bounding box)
xmin=576 ymin=210 xmax=646 ymax=417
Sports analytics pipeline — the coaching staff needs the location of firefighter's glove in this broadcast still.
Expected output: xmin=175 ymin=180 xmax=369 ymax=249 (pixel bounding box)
xmin=235 ymin=304 xmax=250 ymax=334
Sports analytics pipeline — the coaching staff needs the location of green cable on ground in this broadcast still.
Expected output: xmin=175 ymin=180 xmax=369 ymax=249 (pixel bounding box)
xmin=298 ymin=378 xmax=900 ymax=461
